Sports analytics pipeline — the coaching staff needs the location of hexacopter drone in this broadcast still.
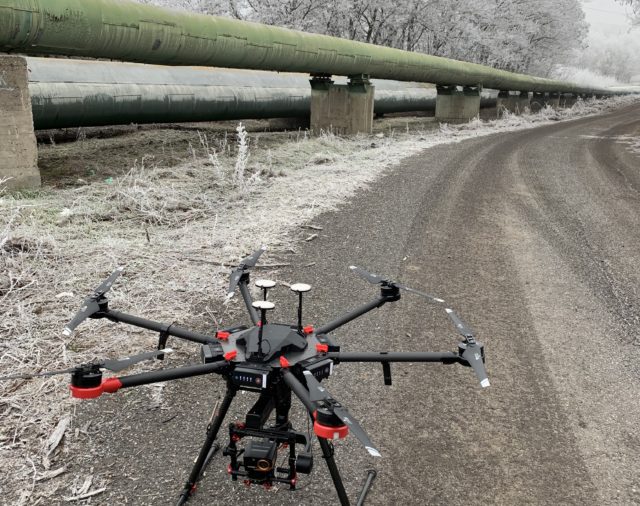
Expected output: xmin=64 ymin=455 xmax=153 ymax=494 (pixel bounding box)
xmin=2 ymin=246 xmax=489 ymax=505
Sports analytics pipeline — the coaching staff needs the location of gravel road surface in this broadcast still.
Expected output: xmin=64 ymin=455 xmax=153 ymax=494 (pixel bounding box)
xmin=69 ymin=104 xmax=640 ymax=505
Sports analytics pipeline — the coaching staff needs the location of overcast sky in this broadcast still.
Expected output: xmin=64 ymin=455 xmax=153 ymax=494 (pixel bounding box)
xmin=582 ymin=0 xmax=634 ymax=35
xmin=580 ymin=0 xmax=640 ymax=82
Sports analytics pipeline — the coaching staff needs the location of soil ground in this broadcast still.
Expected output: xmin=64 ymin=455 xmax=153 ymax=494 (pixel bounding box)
xmin=2 ymin=101 xmax=639 ymax=505
xmin=66 ymin=107 xmax=640 ymax=504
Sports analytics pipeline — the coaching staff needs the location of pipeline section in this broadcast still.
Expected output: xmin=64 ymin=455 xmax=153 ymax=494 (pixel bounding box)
xmin=29 ymin=57 xmax=488 ymax=130
xmin=0 ymin=0 xmax=620 ymax=96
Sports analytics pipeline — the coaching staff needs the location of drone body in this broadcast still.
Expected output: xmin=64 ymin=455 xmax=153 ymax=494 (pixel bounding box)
xmin=1 ymin=246 xmax=489 ymax=506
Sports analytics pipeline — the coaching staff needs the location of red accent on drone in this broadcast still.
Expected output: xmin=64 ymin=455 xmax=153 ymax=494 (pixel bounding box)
xmin=257 ymin=321 xmax=262 ymax=327
xmin=313 ymin=420 xmax=349 ymax=440
xmin=69 ymin=384 xmax=103 ymax=399
xmin=279 ymin=356 xmax=290 ymax=368
xmin=102 ymin=377 xmax=123 ymax=393
xmin=70 ymin=377 xmax=123 ymax=399
xmin=217 ymin=331 xmax=230 ymax=341
xmin=316 ymin=344 xmax=329 ymax=353
xmin=303 ymin=325 xmax=314 ymax=335
xmin=224 ymin=350 xmax=237 ymax=361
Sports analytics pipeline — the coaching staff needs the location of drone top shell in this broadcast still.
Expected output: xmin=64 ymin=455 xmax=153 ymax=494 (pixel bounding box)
xmin=255 ymin=279 xmax=276 ymax=288
xmin=252 ymin=300 xmax=276 ymax=310
xmin=290 ymin=283 xmax=312 ymax=293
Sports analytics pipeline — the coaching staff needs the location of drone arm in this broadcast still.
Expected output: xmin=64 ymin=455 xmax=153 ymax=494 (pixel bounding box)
xmin=238 ymin=277 xmax=259 ymax=325
xmin=71 ymin=361 xmax=230 ymax=399
xmin=315 ymin=296 xmax=391 ymax=335
xmin=326 ymin=351 xmax=490 ymax=388
xmin=281 ymin=369 xmax=315 ymax=413
xmin=327 ymin=351 xmax=459 ymax=364
xmin=102 ymin=310 xmax=218 ymax=345
xmin=117 ymin=361 xmax=229 ymax=388
xmin=281 ymin=369 xmax=352 ymax=506
xmin=324 ymin=351 xmax=459 ymax=388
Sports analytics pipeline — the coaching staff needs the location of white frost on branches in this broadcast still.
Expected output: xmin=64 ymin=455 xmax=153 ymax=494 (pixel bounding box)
xmin=135 ymin=1 xmax=640 ymax=82
xmin=233 ymin=122 xmax=249 ymax=188
xmin=136 ymin=0 xmax=589 ymax=78
xmin=238 ymin=0 xmax=589 ymax=77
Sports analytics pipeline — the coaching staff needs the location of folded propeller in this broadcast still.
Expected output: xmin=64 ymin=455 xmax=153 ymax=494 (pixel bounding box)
xmin=63 ymin=266 xmax=124 ymax=336
xmin=0 ymin=348 xmax=173 ymax=381
xmin=227 ymin=245 xmax=267 ymax=298
xmin=445 ymin=308 xmax=489 ymax=388
xmin=303 ymin=370 xmax=381 ymax=458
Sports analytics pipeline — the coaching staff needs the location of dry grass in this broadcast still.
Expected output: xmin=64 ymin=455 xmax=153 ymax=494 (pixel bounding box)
xmin=1 ymin=95 xmax=638 ymax=504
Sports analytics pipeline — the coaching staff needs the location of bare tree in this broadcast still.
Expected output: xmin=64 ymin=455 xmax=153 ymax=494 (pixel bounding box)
xmin=615 ymin=0 xmax=640 ymax=26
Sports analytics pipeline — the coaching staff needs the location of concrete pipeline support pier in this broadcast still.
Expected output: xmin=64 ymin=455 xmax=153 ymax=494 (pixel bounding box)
xmin=0 ymin=56 xmax=40 ymax=189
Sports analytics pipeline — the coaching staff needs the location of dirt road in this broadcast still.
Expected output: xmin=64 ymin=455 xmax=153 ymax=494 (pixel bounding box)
xmin=69 ymin=104 xmax=640 ymax=505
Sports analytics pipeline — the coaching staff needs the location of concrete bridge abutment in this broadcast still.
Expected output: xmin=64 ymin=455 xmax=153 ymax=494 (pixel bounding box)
xmin=435 ymin=85 xmax=481 ymax=123
xmin=309 ymin=74 xmax=374 ymax=134
xmin=0 ymin=55 xmax=40 ymax=191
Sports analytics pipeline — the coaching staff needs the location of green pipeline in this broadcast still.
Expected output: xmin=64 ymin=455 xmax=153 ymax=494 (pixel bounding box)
xmin=27 ymin=58 xmax=447 ymax=130
xmin=0 ymin=0 xmax=616 ymax=95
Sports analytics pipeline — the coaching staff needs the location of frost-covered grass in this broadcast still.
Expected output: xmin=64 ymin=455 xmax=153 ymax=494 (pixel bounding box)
xmin=1 ymin=94 xmax=638 ymax=503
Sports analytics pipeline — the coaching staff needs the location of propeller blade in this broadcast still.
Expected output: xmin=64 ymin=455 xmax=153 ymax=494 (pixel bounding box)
xmin=241 ymin=245 xmax=267 ymax=269
xmin=350 ymin=266 xmax=445 ymax=305
xmin=349 ymin=266 xmax=386 ymax=284
xmin=63 ymin=267 xmax=124 ymax=336
xmin=0 ymin=348 xmax=172 ymax=382
xmin=303 ymin=371 xmax=381 ymax=457
xmin=303 ymin=370 xmax=331 ymax=402
xmin=461 ymin=343 xmax=490 ymax=388
xmin=445 ymin=308 xmax=474 ymax=338
xmin=395 ymin=283 xmax=445 ymax=304
xmin=446 ymin=308 xmax=489 ymax=388
xmin=226 ymin=269 xmax=244 ymax=298
xmin=0 ymin=367 xmax=78 ymax=381
xmin=63 ymin=299 xmax=101 ymax=336
xmin=92 ymin=266 xmax=124 ymax=298
xmin=332 ymin=405 xmax=381 ymax=457
xmin=101 ymin=348 xmax=173 ymax=373
xmin=226 ymin=246 xmax=267 ymax=298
